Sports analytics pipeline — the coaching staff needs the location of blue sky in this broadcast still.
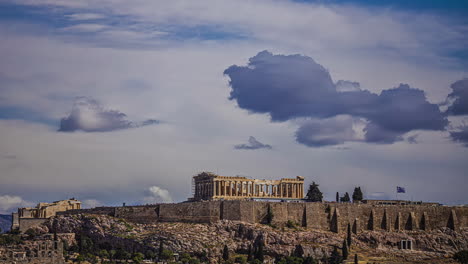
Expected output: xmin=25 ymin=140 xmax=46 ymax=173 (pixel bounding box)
xmin=0 ymin=0 xmax=467 ymax=213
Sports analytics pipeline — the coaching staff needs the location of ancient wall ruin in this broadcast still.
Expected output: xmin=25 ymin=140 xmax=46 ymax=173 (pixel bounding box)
xmin=0 ymin=237 xmax=64 ymax=264
xmin=18 ymin=218 xmax=48 ymax=233
xmin=62 ymin=201 xmax=468 ymax=234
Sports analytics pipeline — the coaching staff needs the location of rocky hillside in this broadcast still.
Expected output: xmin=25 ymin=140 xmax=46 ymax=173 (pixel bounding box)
xmin=30 ymin=214 xmax=467 ymax=263
xmin=0 ymin=214 xmax=12 ymax=233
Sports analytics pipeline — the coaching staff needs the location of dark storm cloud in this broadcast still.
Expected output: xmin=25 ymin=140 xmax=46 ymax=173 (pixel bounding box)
xmin=295 ymin=117 xmax=356 ymax=147
xmin=234 ymin=136 xmax=272 ymax=150
xmin=363 ymin=84 xmax=447 ymax=143
xmin=59 ymin=97 xmax=159 ymax=132
xmin=224 ymin=51 xmax=448 ymax=146
xmin=446 ymin=78 xmax=468 ymax=116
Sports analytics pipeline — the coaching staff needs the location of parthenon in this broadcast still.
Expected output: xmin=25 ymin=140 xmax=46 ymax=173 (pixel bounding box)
xmin=192 ymin=172 xmax=305 ymax=200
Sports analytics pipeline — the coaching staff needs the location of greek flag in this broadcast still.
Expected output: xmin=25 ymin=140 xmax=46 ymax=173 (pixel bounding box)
xmin=396 ymin=186 xmax=406 ymax=193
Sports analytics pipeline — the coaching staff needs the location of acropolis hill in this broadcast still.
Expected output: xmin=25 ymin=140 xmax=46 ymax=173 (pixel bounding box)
xmin=43 ymin=172 xmax=467 ymax=237
xmin=6 ymin=172 xmax=468 ymax=263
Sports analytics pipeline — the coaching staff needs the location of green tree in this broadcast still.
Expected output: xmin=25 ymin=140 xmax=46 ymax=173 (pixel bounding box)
xmin=305 ymin=182 xmax=323 ymax=202
xmin=109 ymin=249 xmax=116 ymax=260
xmin=347 ymin=223 xmax=352 ymax=247
xmin=352 ymin=187 xmax=363 ymax=202
xmin=161 ymin=249 xmax=173 ymax=260
xmin=76 ymin=254 xmax=85 ymax=263
xmin=115 ymin=249 xmax=131 ymax=260
xmin=98 ymin=249 xmax=110 ymax=259
xmin=132 ymin=252 xmax=145 ymax=264
xmin=340 ymin=192 xmax=350 ymax=203
xmin=251 ymin=259 xmax=263 ymax=264
xmin=293 ymin=245 xmax=304 ymax=258
xmin=189 ymin=258 xmax=201 ymax=264
xmin=328 ymin=246 xmax=342 ymax=264
xmin=336 ymin=192 xmax=339 ymax=203
xmin=342 ymin=239 xmax=349 ymax=260
xmin=79 ymin=234 xmax=94 ymax=253
xmin=235 ymin=256 xmax=247 ymax=264
xmin=25 ymin=228 xmax=39 ymax=240
xmin=454 ymin=250 xmax=468 ymax=264
xmin=158 ymin=240 xmax=164 ymax=259
xmin=304 ymin=256 xmax=317 ymax=264
xmin=247 ymin=244 xmax=254 ymax=261
xmin=254 ymin=243 xmax=264 ymax=262
xmin=145 ymin=250 xmax=156 ymax=260
xmin=266 ymin=205 xmax=274 ymax=224
xmin=223 ymin=245 xmax=230 ymax=261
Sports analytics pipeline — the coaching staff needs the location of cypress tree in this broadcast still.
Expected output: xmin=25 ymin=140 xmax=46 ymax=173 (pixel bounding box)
xmin=158 ymin=240 xmax=164 ymax=259
xmin=266 ymin=205 xmax=273 ymax=224
xmin=336 ymin=192 xmax=339 ymax=203
xmin=342 ymin=239 xmax=349 ymax=260
xmin=347 ymin=222 xmax=352 ymax=247
xmin=222 ymin=245 xmax=229 ymax=261
xmin=294 ymin=244 xmax=304 ymax=258
xmin=247 ymin=244 xmax=253 ymax=261
xmin=328 ymin=246 xmax=342 ymax=264
xmin=255 ymin=243 xmax=264 ymax=261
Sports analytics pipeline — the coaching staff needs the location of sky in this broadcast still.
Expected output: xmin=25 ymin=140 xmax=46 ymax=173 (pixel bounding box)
xmin=0 ymin=0 xmax=467 ymax=213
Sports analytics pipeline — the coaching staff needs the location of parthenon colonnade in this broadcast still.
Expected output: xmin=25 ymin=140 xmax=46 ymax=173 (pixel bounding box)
xmin=192 ymin=172 xmax=305 ymax=200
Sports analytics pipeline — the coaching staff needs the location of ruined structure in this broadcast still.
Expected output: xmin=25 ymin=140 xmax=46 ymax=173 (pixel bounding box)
xmin=191 ymin=172 xmax=305 ymax=201
xmin=11 ymin=198 xmax=81 ymax=232
xmin=0 ymin=235 xmax=64 ymax=264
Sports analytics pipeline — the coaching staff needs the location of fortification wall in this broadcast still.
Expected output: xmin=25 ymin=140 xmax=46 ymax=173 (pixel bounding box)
xmin=60 ymin=201 xmax=468 ymax=234
xmin=115 ymin=206 xmax=159 ymax=223
xmin=19 ymin=218 xmax=47 ymax=232
xmin=159 ymin=201 xmax=221 ymax=223
xmin=58 ymin=206 xmax=115 ymax=216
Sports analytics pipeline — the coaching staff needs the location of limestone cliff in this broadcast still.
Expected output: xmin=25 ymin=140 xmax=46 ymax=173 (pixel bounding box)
xmin=25 ymin=214 xmax=468 ymax=263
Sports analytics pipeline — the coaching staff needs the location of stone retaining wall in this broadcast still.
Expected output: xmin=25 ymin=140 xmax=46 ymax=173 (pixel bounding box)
xmin=62 ymin=201 xmax=468 ymax=233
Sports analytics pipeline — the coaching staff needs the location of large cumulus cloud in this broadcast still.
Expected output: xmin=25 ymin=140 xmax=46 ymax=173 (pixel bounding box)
xmin=224 ymin=51 xmax=448 ymax=146
xmin=59 ymin=97 xmax=159 ymax=132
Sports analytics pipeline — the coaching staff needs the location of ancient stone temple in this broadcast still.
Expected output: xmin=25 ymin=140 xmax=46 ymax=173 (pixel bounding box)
xmin=191 ymin=172 xmax=305 ymax=201
xmin=11 ymin=198 xmax=81 ymax=231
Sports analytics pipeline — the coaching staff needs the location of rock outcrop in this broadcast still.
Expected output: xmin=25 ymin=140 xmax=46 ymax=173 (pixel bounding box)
xmin=32 ymin=214 xmax=468 ymax=263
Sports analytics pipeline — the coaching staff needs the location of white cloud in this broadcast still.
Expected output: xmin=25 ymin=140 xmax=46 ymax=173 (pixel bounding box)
xmin=62 ymin=23 xmax=108 ymax=32
xmin=0 ymin=195 xmax=33 ymax=214
xmin=82 ymin=199 xmax=102 ymax=209
xmin=143 ymin=186 xmax=173 ymax=204
xmin=66 ymin=13 xmax=106 ymax=21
